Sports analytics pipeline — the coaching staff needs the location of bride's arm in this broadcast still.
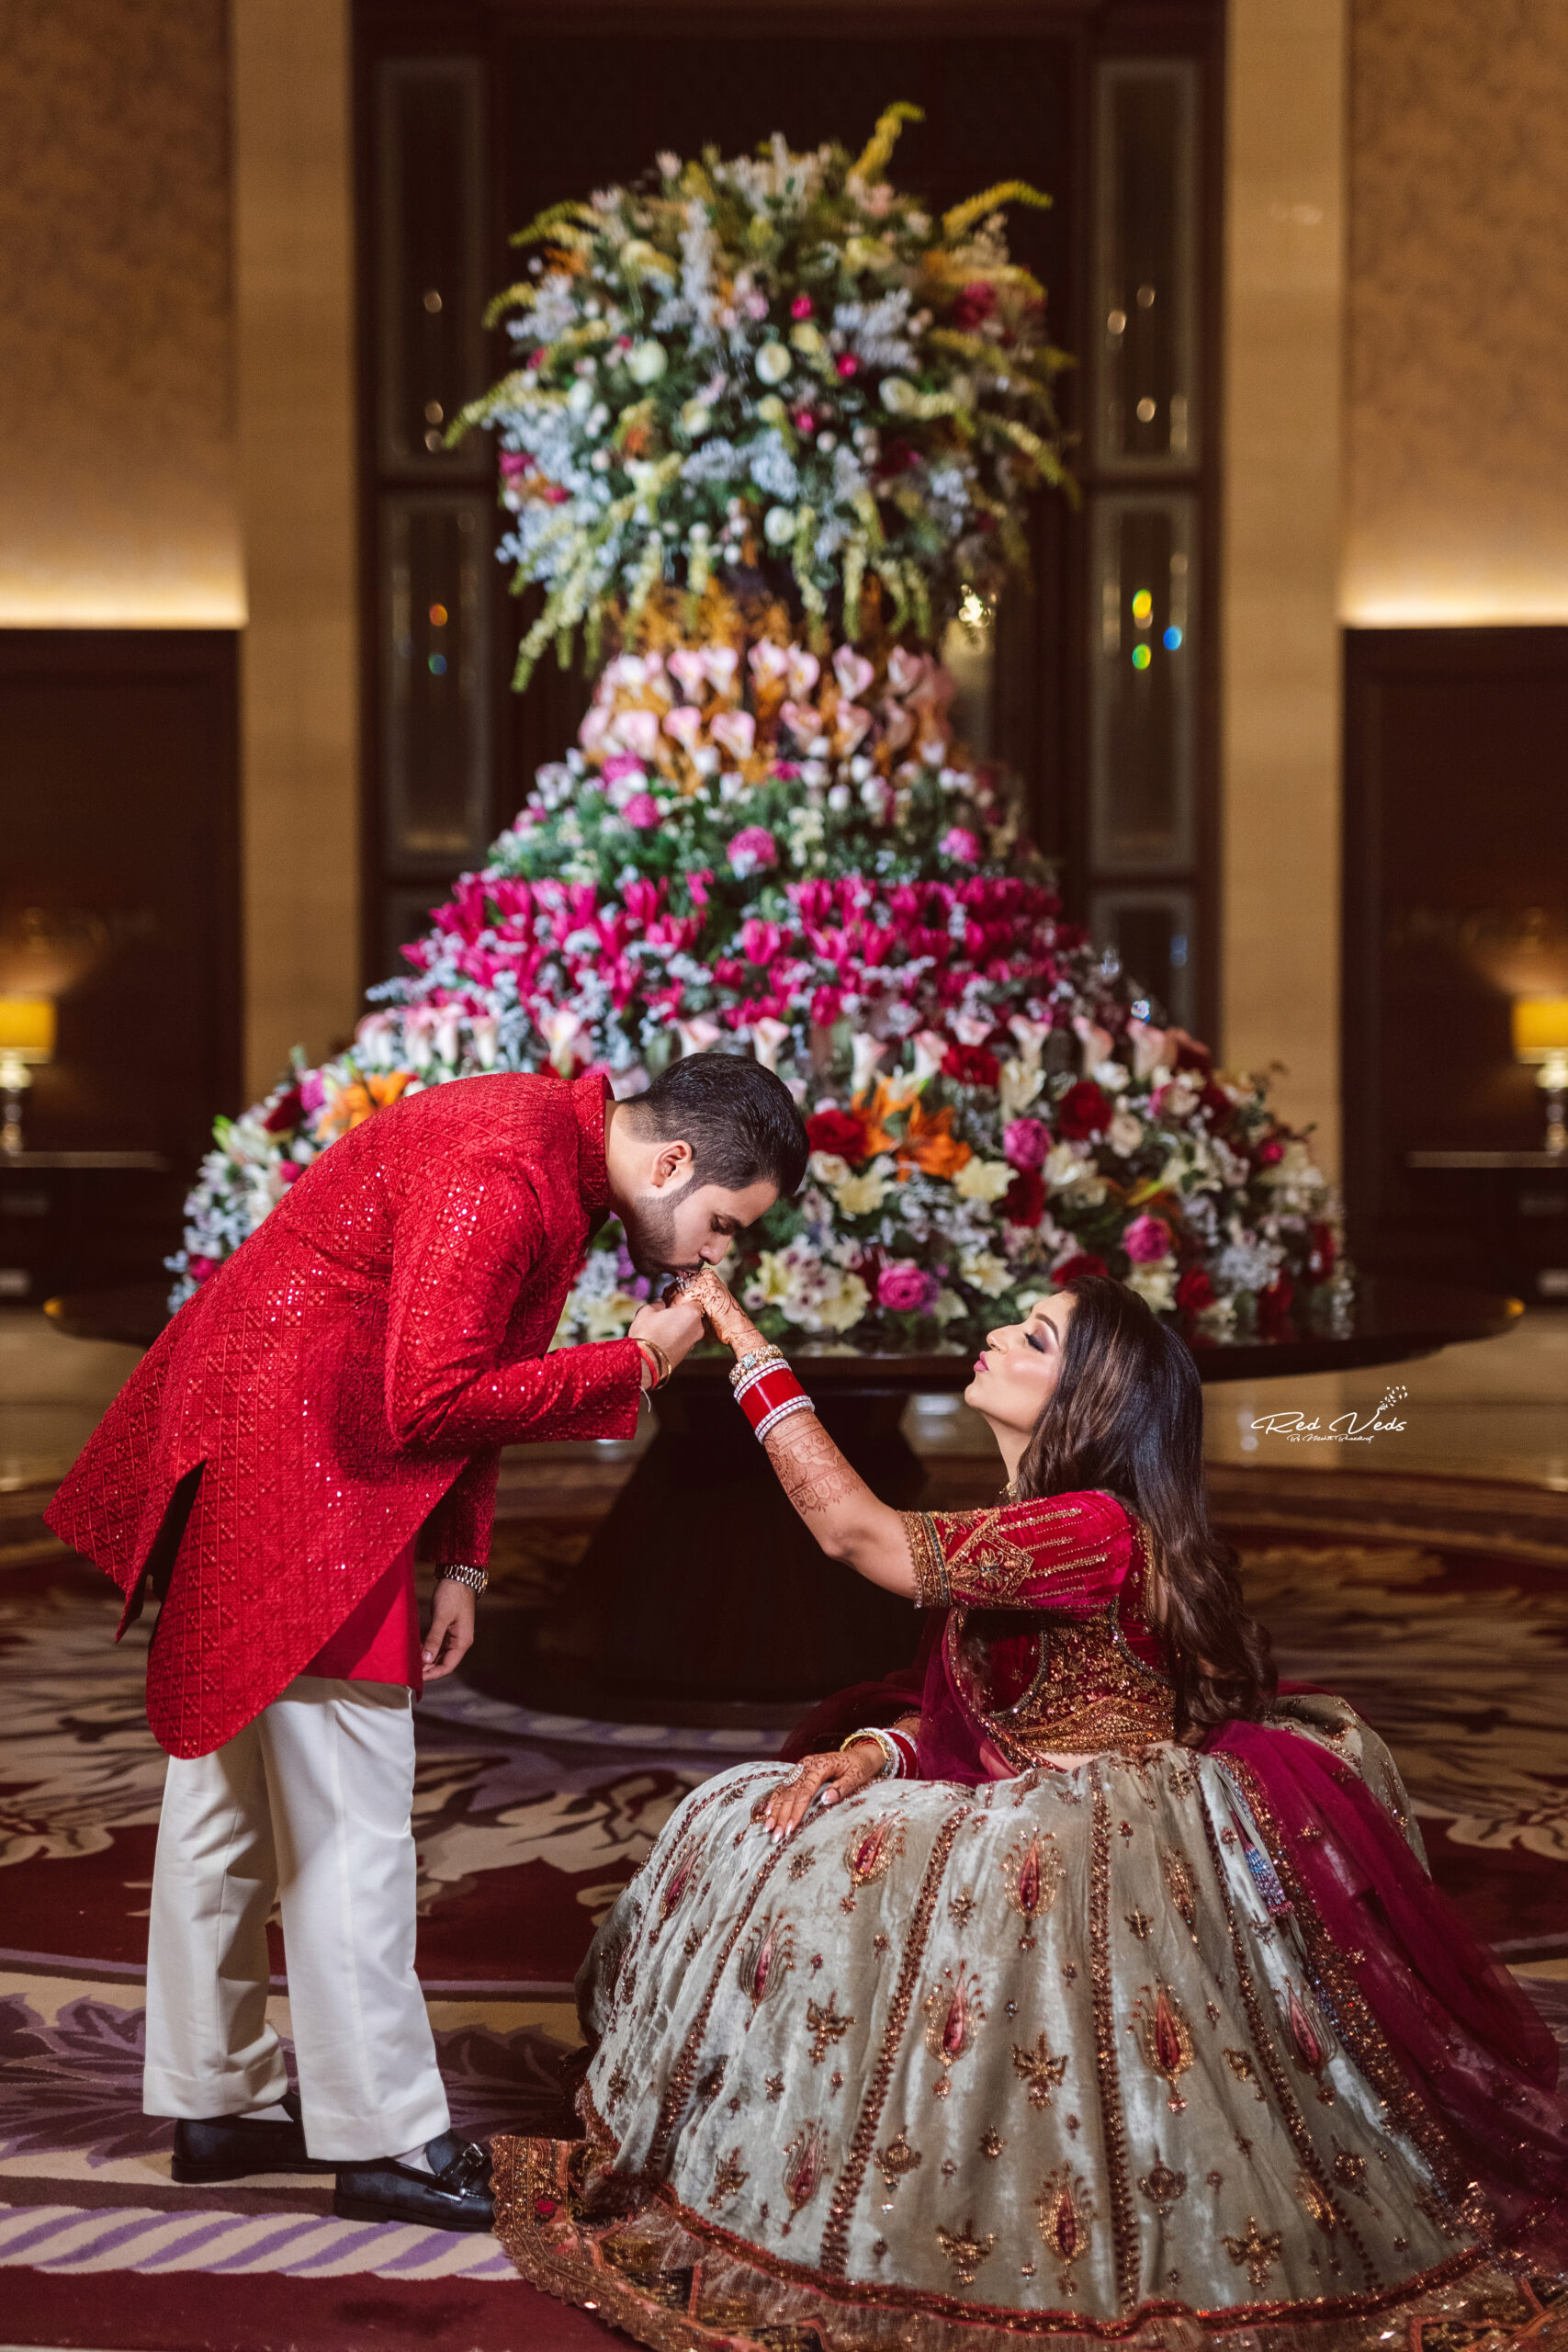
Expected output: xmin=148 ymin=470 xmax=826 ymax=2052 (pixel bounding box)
xmin=679 ymin=1270 xmax=917 ymax=1598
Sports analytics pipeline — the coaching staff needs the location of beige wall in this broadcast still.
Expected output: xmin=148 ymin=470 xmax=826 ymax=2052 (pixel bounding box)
xmin=231 ymin=0 xmax=361 ymax=1097
xmin=1344 ymin=0 xmax=1568 ymax=624
xmin=1221 ymin=0 xmax=1348 ymax=1178
xmin=0 ymin=0 xmax=240 ymax=624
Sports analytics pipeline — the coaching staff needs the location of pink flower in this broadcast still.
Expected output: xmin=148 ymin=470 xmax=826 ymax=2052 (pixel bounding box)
xmin=877 ymin=1260 xmax=936 ymax=1314
xmin=498 ymin=449 xmax=532 ymax=478
xmin=791 ymin=293 xmax=814 ymax=319
xmin=835 ymin=353 xmax=860 ymax=379
xmin=1003 ymin=1118 xmax=1050 ymax=1170
xmin=810 ymin=986 xmax=843 ymax=1027
xmin=277 ymin=1161 xmax=305 ymax=1187
xmin=1122 ymin=1213 xmax=1174 ymax=1264
xmin=728 ymin=825 xmax=778 ymax=877
xmin=793 ymin=408 xmax=816 ymax=434
xmin=740 ymin=919 xmax=782 ymax=967
xmin=621 ymin=794 xmax=662 ymax=830
xmin=662 ymin=703 xmax=704 ymax=749
xmin=711 ymin=708 xmax=756 ymax=761
xmin=601 ymin=752 xmax=647 ymax=786
xmin=299 ymin=1071 xmax=326 ymax=1114
xmin=188 ymin=1255 xmax=219 ymax=1283
xmin=940 ymin=826 xmax=983 ymax=865
xmin=610 ymin=708 xmax=660 ymax=761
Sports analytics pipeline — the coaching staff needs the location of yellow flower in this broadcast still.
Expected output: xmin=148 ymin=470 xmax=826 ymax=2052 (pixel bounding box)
xmin=953 ymin=1158 xmax=1012 ymax=1204
xmin=834 ymin=1157 xmax=895 ymax=1216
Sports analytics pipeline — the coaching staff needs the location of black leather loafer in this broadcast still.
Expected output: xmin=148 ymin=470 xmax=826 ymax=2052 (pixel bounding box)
xmin=172 ymin=2089 xmax=334 ymax=2184
xmin=333 ymin=2131 xmax=494 ymax=2232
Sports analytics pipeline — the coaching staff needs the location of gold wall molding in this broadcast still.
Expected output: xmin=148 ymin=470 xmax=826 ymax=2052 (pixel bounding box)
xmin=1344 ymin=0 xmax=1568 ymax=624
xmin=1222 ymin=0 xmax=1348 ymax=1178
xmin=231 ymin=0 xmax=360 ymax=1097
xmin=0 ymin=0 xmax=240 ymax=624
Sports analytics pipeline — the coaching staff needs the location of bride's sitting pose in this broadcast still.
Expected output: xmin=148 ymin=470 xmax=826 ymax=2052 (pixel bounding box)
xmin=498 ymin=1273 xmax=1568 ymax=2347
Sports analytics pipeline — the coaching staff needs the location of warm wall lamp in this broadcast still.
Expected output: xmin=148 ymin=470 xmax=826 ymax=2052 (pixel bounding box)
xmin=1512 ymin=994 xmax=1568 ymax=1156
xmin=0 ymin=997 xmax=55 ymax=1156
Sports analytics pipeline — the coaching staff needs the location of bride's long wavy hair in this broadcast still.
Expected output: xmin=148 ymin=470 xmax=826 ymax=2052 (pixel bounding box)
xmin=1012 ymin=1274 xmax=1275 ymax=1732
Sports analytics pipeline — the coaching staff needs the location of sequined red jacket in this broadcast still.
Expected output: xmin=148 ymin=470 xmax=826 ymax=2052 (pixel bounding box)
xmin=45 ymin=1070 xmax=643 ymax=1758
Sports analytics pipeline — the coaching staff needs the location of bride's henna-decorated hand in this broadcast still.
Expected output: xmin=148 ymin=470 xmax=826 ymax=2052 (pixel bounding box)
xmin=762 ymin=1745 xmax=886 ymax=1838
xmin=677 ymin=1266 xmax=761 ymax=1354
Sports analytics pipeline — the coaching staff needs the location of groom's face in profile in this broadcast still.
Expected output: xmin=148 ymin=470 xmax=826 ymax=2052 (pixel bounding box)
xmin=620 ymin=1170 xmax=777 ymax=1278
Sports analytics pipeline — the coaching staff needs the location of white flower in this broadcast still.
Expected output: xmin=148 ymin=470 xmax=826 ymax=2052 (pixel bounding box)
xmin=999 ymin=1057 xmax=1044 ymax=1119
xmin=834 ymin=1157 xmax=895 ymax=1216
xmin=755 ymin=341 xmax=792 ymax=385
xmin=1125 ymin=1261 xmax=1178 ymax=1312
xmin=1107 ymin=1108 xmax=1144 ymax=1157
xmin=958 ymin=1247 xmax=1011 ymax=1297
xmin=1195 ymin=1296 xmax=1237 ymax=1342
xmin=1043 ymin=1140 xmax=1091 ymax=1191
xmin=953 ymin=1158 xmax=1013 ymax=1204
xmin=815 ymin=1271 xmax=871 ymax=1334
xmin=879 ymin=375 xmax=916 ymax=413
xmin=931 ymin=1288 xmax=965 ymax=1326
xmin=583 ymin=1290 xmax=643 ymax=1340
xmin=850 ymin=1034 xmax=887 ymax=1094
xmin=763 ymin=503 xmax=797 ymax=546
xmin=750 ymin=1015 xmax=793 ymax=1071
xmin=1092 ymin=1058 xmax=1130 ymax=1093
xmin=808 ymin=1151 xmax=852 ymax=1188
xmin=627 ymin=339 xmax=668 ymax=384
xmin=747 ymin=1250 xmax=795 ymax=1306
xmin=680 ymin=399 xmax=713 ymax=436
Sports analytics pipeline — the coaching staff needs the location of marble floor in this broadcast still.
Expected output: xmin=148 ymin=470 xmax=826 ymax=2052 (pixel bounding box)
xmin=5 ymin=1302 xmax=1568 ymax=1498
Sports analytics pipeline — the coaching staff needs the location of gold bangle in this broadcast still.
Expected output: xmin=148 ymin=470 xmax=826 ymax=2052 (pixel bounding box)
xmin=641 ymin=1339 xmax=673 ymax=1388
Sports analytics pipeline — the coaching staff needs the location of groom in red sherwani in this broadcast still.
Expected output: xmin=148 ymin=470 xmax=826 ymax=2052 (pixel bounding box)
xmin=48 ymin=1056 xmax=807 ymax=2231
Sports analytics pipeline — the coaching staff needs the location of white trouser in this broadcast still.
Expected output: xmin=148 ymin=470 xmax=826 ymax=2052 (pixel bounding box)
xmin=143 ymin=1675 xmax=450 ymax=2161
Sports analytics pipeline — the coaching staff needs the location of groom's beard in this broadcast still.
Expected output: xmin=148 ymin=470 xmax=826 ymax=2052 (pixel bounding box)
xmin=620 ymin=1188 xmax=701 ymax=1279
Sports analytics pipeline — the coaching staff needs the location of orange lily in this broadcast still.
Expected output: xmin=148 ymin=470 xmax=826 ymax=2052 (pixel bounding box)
xmin=899 ymin=1097 xmax=973 ymax=1181
xmin=852 ymin=1076 xmax=918 ymax=1157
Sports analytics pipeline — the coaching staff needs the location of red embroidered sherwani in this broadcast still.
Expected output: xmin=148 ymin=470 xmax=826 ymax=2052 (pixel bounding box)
xmin=46 ymin=1071 xmax=643 ymax=1758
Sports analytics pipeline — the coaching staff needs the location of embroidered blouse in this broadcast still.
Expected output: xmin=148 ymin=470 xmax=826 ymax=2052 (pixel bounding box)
xmin=899 ymin=1489 xmax=1176 ymax=1781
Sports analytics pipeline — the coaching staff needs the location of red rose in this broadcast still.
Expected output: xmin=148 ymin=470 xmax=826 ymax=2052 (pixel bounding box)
xmin=1256 ymin=1138 xmax=1284 ymax=1167
xmin=1198 ymin=1082 xmax=1234 ymax=1125
xmin=1052 ymin=1251 xmax=1108 ymax=1286
xmin=1056 ymin=1080 xmax=1113 ymax=1140
xmin=1307 ymin=1221 xmax=1337 ymax=1280
xmin=942 ymin=1043 xmax=1001 ymax=1089
xmin=1002 ymin=1169 xmax=1045 ymax=1227
xmin=807 ymin=1108 xmax=867 ymax=1162
xmin=264 ymin=1087 xmax=303 ymax=1135
xmin=1176 ymin=1266 xmax=1215 ymax=1314
xmin=951 ymin=280 xmax=998 ymax=330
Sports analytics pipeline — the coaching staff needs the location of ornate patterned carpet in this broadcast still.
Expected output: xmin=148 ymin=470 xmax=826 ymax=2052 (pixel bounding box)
xmin=0 ymin=1479 xmax=1564 ymax=2350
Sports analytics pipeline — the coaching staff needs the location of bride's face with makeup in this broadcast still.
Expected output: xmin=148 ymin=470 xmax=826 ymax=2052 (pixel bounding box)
xmin=964 ymin=1292 xmax=1076 ymax=1437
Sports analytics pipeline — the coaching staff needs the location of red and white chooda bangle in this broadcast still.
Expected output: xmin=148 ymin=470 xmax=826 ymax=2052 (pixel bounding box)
xmin=732 ymin=1353 xmax=816 ymax=1443
xmin=840 ymin=1724 xmax=917 ymax=1779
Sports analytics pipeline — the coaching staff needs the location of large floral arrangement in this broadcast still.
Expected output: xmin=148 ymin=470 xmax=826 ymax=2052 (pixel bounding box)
xmin=459 ymin=103 xmax=1067 ymax=684
xmin=168 ymin=113 xmax=1349 ymax=1354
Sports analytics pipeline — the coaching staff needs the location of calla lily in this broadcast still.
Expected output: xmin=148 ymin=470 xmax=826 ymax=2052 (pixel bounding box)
xmin=579 ymin=706 xmax=613 ymax=754
xmin=851 ymin=1033 xmax=888 ymax=1094
xmin=780 ymin=700 xmax=822 ymax=743
xmin=1126 ymin=1016 xmax=1168 ymax=1081
xmin=662 ymin=704 xmax=704 ymax=749
xmin=953 ymin=1012 xmax=996 ymax=1046
xmin=1073 ymin=1014 xmax=1115 ymax=1073
xmin=1008 ymin=1015 xmax=1052 ymax=1065
xmin=832 ymin=646 xmax=876 ymax=701
xmin=468 ymin=1014 xmax=500 ymax=1070
xmin=999 ymin=1057 xmax=1045 ymax=1118
xmin=711 ymin=709 xmax=756 ymax=761
xmin=610 ymin=709 xmax=661 ymax=761
xmin=675 ymin=1016 xmax=722 ymax=1057
xmin=912 ymin=1028 xmax=950 ymax=1084
xmin=786 ymin=648 xmax=821 ymax=697
xmin=886 ymin=647 xmax=927 ymax=696
xmin=539 ymin=1008 xmax=584 ymax=1075
xmin=703 ymin=644 xmax=739 ymax=690
xmin=668 ymin=648 xmax=708 ymax=697
xmin=750 ymin=1015 xmax=794 ymax=1071
xmin=833 ymin=704 xmax=874 ymax=756
xmin=749 ymin=640 xmax=791 ymax=684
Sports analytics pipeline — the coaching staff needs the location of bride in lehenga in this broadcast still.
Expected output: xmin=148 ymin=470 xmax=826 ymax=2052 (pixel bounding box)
xmin=493 ymin=1272 xmax=1568 ymax=2349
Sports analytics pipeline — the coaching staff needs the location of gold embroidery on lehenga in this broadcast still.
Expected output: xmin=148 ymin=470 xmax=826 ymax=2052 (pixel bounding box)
xmin=1160 ymin=1846 xmax=1198 ymax=1935
xmin=999 ymin=1827 xmax=1063 ymax=1949
xmin=1125 ymin=1908 xmax=1154 ymax=1939
xmin=979 ymin=2129 xmax=1004 ymax=2159
xmin=1332 ymin=2143 xmax=1370 ymax=2199
xmin=1130 ymin=1984 xmax=1196 ymax=2112
xmin=1011 ymin=2031 xmax=1068 ymax=2109
xmin=1278 ymin=1977 xmax=1337 ymax=2102
xmin=1137 ymin=2152 xmax=1187 ymax=2217
xmin=1223 ymin=2215 xmax=1285 ymax=2290
xmin=1223 ymin=2046 xmax=1267 ymax=2101
xmin=1034 ymin=2165 xmax=1096 ymax=2294
xmin=935 ymin=2217 xmax=997 ymax=2285
xmin=922 ymin=1965 xmax=985 ymax=2089
xmin=1088 ymin=1770 xmax=1140 ymax=2314
xmin=841 ymin=1813 xmax=905 ymax=1912
xmin=874 ymin=2127 xmax=922 ymax=2193
xmin=707 ymin=2148 xmax=749 ymax=2209
xmin=779 ymin=2120 xmax=830 ymax=2234
xmin=814 ymin=1808 xmax=976 ymax=2283
xmin=736 ymin=1915 xmax=795 ymax=2023
xmin=1294 ymin=2170 xmax=1339 ymax=2234
xmin=947 ymin=1887 xmax=977 ymax=1930
xmin=807 ymin=1991 xmax=853 ymax=2065
xmin=694 ymin=2057 xmax=727 ymax=2110
xmin=956 ymin=1600 xmax=1177 ymax=1767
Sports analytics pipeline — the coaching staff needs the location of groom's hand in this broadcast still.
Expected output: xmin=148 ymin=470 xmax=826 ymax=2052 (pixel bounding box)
xmin=423 ymin=1577 xmax=476 ymax=1679
xmin=628 ymin=1293 xmax=705 ymax=1377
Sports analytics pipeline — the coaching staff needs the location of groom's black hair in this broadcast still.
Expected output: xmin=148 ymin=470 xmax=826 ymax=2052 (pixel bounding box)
xmin=621 ymin=1054 xmax=808 ymax=1200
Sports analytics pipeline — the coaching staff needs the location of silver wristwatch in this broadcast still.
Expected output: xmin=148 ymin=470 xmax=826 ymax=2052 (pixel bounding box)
xmin=437 ymin=1563 xmax=489 ymax=1594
